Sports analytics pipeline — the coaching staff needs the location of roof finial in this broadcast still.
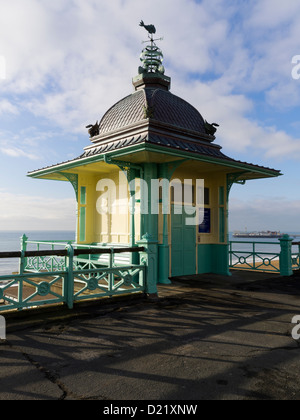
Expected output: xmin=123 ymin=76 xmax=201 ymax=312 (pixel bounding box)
xmin=139 ymin=20 xmax=165 ymax=75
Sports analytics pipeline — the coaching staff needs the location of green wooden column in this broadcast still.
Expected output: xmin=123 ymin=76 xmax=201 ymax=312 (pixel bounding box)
xmin=158 ymin=165 xmax=171 ymax=284
xmin=141 ymin=163 xmax=158 ymax=240
xmin=139 ymin=163 xmax=159 ymax=292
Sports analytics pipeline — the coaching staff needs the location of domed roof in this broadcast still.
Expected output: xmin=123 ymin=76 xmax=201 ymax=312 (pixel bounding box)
xmin=99 ymin=87 xmax=207 ymax=137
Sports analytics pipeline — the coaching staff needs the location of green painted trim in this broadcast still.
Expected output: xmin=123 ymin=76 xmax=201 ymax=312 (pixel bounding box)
xmin=227 ymin=172 xmax=247 ymax=199
xmin=80 ymin=186 xmax=86 ymax=205
xmin=28 ymin=155 xmax=106 ymax=178
xmin=57 ymin=172 xmax=79 ymax=200
xmin=142 ymin=163 xmax=158 ymax=241
xmin=158 ymin=244 xmax=171 ymax=285
xmin=79 ymin=207 xmax=86 ymax=242
xmin=28 ymin=141 xmax=281 ymax=180
xmin=197 ymin=244 xmax=213 ymax=274
xmin=213 ymin=244 xmax=231 ymax=275
xmin=171 ymin=205 xmax=197 ymax=277
xmin=143 ymin=144 xmax=281 ymax=178
xmin=219 ymin=186 xmax=225 ymax=206
xmin=198 ymin=244 xmax=231 ymax=276
xmin=219 ymin=207 xmax=225 ymax=243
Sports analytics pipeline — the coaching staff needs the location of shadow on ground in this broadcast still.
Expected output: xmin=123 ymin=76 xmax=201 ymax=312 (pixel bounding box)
xmin=1 ymin=270 xmax=300 ymax=400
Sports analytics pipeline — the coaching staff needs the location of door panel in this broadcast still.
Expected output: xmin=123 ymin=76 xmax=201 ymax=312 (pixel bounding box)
xmin=171 ymin=205 xmax=196 ymax=277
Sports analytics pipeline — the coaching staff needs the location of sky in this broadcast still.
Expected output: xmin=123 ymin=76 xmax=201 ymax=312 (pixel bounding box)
xmin=0 ymin=0 xmax=300 ymax=232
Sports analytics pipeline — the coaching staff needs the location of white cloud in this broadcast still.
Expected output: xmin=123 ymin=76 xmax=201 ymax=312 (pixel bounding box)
xmin=175 ymin=78 xmax=300 ymax=160
xmin=0 ymin=146 xmax=39 ymax=160
xmin=0 ymin=99 xmax=18 ymax=115
xmin=229 ymin=195 xmax=300 ymax=232
xmin=0 ymin=0 xmax=300 ymax=161
xmin=3 ymin=0 xmax=300 ymax=235
xmin=0 ymin=191 xmax=76 ymax=230
xmin=248 ymin=0 xmax=300 ymax=29
xmin=0 ymin=127 xmax=76 ymax=163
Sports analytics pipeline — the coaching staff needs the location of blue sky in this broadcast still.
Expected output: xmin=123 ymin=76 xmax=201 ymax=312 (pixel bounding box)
xmin=0 ymin=0 xmax=300 ymax=232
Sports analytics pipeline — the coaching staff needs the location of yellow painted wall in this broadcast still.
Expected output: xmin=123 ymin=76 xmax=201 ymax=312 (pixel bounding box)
xmin=76 ymin=168 xmax=140 ymax=245
xmin=170 ymin=166 xmax=228 ymax=245
xmin=75 ymin=162 xmax=228 ymax=249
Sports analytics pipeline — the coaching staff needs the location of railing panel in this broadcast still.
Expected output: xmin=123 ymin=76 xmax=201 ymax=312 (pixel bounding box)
xmin=73 ymin=265 xmax=146 ymax=302
xmin=0 ymin=272 xmax=66 ymax=312
xmin=229 ymin=241 xmax=281 ymax=273
xmin=292 ymin=243 xmax=300 ymax=270
xmin=0 ymin=236 xmax=147 ymax=313
xmin=25 ymin=255 xmax=67 ymax=273
xmin=229 ymin=237 xmax=296 ymax=275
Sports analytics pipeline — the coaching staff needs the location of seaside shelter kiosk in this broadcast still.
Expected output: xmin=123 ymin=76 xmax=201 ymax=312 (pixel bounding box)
xmin=27 ymin=29 xmax=281 ymax=290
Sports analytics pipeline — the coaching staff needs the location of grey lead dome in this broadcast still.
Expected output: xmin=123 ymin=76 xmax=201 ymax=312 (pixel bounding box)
xmin=99 ymin=87 xmax=207 ymax=137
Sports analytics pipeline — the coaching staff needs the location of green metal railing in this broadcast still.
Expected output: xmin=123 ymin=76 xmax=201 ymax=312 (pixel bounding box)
xmin=229 ymin=240 xmax=281 ymax=273
xmin=0 ymin=242 xmax=148 ymax=313
xmin=229 ymin=235 xmax=297 ymax=276
xmin=292 ymin=242 xmax=300 ymax=271
xmin=20 ymin=235 xmax=72 ymax=273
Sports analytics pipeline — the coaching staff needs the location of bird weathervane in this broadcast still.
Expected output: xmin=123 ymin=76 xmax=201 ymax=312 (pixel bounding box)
xmin=140 ymin=20 xmax=156 ymax=36
xmin=139 ymin=20 xmax=163 ymax=43
xmin=139 ymin=20 xmax=165 ymax=75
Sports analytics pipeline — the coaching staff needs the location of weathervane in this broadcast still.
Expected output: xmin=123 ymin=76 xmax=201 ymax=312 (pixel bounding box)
xmin=139 ymin=20 xmax=163 ymax=43
xmin=139 ymin=20 xmax=165 ymax=75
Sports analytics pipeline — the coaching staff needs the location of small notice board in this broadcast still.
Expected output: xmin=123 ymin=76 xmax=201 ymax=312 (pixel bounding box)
xmin=199 ymin=208 xmax=211 ymax=234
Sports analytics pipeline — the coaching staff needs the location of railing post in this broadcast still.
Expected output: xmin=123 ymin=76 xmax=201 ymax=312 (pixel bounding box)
xmin=19 ymin=250 xmax=25 ymax=275
xmin=18 ymin=239 xmax=26 ymax=310
xmin=65 ymin=245 xmax=75 ymax=309
xmin=20 ymin=234 xmax=28 ymax=252
xmin=137 ymin=233 xmax=158 ymax=297
xmin=109 ymin=249 xmax=114 ymax=293
xmin=19 ymin=234 xmax=28 ymax=274
xmin=279 ymin=235 xmax=293 ymax=277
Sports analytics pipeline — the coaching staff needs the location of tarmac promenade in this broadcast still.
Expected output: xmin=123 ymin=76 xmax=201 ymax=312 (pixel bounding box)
xmin=1 ymin=270 xmax=300 ymax=401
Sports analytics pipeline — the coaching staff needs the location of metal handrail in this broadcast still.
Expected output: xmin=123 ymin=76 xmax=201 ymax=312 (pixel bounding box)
xmin=0 ymin=247 xmax=145 ymax=259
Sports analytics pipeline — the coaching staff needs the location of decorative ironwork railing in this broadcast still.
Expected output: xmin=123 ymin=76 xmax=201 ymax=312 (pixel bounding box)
xmin=292 ymin=242 xmax=300 ymax=271
xmin=0 ymin=242 xmax=147 ymax=313
xmin=229 ymin=236 xmax=298 ymax=276
xmin=21 ymin=237 xmax=137 ymax=273
xmin=0 ymin=271 xmax=67 ymax=312
xmin=229 ymin=240 xmax=281 ymax=273
xmin=21 ymin=237 xmax=72 ymax=273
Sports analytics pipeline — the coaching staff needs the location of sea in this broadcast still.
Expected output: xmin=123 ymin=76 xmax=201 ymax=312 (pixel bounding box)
xmin=0 ymin=230 xmax=299 ymax=276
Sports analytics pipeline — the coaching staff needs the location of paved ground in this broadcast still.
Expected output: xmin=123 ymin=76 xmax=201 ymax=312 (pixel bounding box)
xmin=1 ymin=270 xmax=300 ymax=401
